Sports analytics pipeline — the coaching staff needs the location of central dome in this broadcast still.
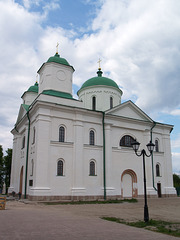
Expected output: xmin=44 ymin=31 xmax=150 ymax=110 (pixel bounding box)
xmin=77 ymin=69 xmax=120 ymax=95
xmin=47 ymin=53 xmax=70 ymax=66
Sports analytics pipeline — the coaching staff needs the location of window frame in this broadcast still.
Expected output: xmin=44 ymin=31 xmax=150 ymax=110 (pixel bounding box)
xmin=59 ymin=126 xmax=65 ymax=142
xmin=120 ymin=135 xmax=135 ymax=148
xmin=89 ymin=160 xmax=96 ymax=176
xmin=92 ymin=96 xmax=96 ymax=110
xmin=155 ymin=139 xmax=159 ymax=152
xmin=89 ymin=130 xmax=95 ymax=145
xmin=110 ymin=96 xmax=113 ymax=109
xmin=22 ymin=136 xmax=25 ymax=149
xmin=156 ymin=163 xmax=161 ymax=177
xmin=57 ymin=159 xmax=64 ymax=176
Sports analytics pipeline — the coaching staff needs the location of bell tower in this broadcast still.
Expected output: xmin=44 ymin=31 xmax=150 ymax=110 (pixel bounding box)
xmin=38 ymin=45 xmax=75 ymax=96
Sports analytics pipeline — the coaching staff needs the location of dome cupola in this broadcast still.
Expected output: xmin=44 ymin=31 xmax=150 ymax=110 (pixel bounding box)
xmin=77 ymin=67 xmax=123 ymax=111
xmin=47 ymin=53 xmax=70 ymax=67
xmin=27 ymin=82 xmax=39 ymax=93
xmin=78 ymin=69 xmax=120 ymax=93
xmin=21 ymin=82 xmax=39 ymax=105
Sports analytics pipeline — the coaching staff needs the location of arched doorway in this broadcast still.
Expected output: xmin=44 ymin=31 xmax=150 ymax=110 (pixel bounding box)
xmin=19 ymin=166 xmax=24 ymax=194
xmin=121 ymin=169 xmax=137 ymax=198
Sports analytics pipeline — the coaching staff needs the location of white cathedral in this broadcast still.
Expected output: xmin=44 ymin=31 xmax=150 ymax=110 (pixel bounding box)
xmin=9 ymin=49 xmax=176 ymax=200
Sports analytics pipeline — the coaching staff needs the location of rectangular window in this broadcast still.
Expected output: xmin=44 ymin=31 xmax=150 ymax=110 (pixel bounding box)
xmin=29 ymin=180 xmax=33 ymax=186
xmin=92 ymin=96 xmax=96 ymax=110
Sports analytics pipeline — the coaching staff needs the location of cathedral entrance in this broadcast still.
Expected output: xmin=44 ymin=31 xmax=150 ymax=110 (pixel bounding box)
xmin=19 ymin=166 xmax=23 ymax=194
xmin=157 ymin=183 xmax=162 ymax=197
xmin=122 ymin=174 xmax=132 ymax=197
xmin=121 ymin=169 xmax=137 ymax=198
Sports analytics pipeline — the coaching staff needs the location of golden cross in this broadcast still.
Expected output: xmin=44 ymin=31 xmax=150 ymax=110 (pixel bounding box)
xmin=56 ymin=42 xmax=59 ymax=54
xmin=36 ymin=74 xmax=38 ymax=83
xmin=97 ymin=58 xmax=102 ymax=69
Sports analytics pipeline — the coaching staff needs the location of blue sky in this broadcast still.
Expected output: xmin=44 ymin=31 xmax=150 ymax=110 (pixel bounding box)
xmin=0 ymin=0 xmax=180 ymax=173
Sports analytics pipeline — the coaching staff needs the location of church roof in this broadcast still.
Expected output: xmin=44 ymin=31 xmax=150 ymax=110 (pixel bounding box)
xmin=42 ymin=89 xmax=73 ymax=99
xmin=27 ymin=82 xmax=39 ymax=93
xmin=77 ymin=69 xmax=122 ymax=95
xmin=47 ymin=53 xmax=70 ymax=67
xmin=21 ymin=82 xmax=39 ymax=98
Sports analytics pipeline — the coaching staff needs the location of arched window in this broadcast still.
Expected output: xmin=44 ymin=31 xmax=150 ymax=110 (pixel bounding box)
xmin=156 ymin=164 xmax=160 ymax=177
xmin=90 ymin=161 xmax=95 ymax=176
xmin=32 ymin=127 xmax=35 ymax=144
xmin=89 ymin=130 xmax=95 ymax=145
xmin=155 ymin=139 xmax=159 ymax=152
xmin=57 ymin=160 xmax=64 ymax=176
xmin=110 ymin=97 xmax=113 ymax=109
xmin=22 ymin=136 xmax=25 ymax=149
xmin=59 ymin=126 xmax=65 ymax=142
xmin=92 ymin=96 xmax=96 ymax=110
xmin=120 ymin=135 xmax=135 ymax=147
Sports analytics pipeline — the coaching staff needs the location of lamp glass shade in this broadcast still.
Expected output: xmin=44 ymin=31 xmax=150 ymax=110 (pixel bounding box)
xmin=131 ymin=141 xmax=140 ymax=151
xmin=146 ymin=141 xmax=155 ymax=152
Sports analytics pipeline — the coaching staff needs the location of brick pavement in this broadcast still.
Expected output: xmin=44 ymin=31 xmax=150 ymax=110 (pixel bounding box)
xmin=0 ymin=197 xmax=179 ymax=240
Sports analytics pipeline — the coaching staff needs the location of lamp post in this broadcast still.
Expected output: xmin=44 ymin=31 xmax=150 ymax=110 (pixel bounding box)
xmin=131 ymin=140 xmax=155 ymax=222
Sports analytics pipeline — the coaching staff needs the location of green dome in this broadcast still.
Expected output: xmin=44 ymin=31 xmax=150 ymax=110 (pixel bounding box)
xmin=77 ymin=69 xmax=120 ymax=95
xmin=47 ymin=53 xmax=70 ymax=66
xmin=27 ymin=82 xmax=38 ymax=93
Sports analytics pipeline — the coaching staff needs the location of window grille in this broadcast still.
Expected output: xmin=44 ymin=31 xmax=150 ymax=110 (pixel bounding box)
xmin=90 ymin=161 xmax=95 ymax=176
xmin=120 ymin=135 xmax=135 ymax=147
xmin=90 ymin=130 xmax=95 ymax=145
xmin=57 ymin=160 xmax=63 ymax=176
xmin=59 ymin=126 xmax=65 ymax=142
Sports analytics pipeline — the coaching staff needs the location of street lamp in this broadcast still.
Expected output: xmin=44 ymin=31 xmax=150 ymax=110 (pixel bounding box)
xmin=131 ymin=140 xmax=155 ymax=222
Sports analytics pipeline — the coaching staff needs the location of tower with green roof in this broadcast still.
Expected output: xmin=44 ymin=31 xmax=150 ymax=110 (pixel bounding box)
xmin=37 ymin=49 xmax=75 ymax=97
xmin=21 ymin=82 xmax=39 ymax=105
xmin=77 ymin=67 xmax=123 ymax=111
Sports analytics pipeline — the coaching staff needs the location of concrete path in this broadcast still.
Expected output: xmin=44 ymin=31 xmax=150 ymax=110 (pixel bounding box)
xmin=0 ymin=197 xmax=179 ymax=240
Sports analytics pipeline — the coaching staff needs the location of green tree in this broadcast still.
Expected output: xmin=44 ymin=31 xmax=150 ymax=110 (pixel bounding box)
xmin=4 ymin=148 xmax=12 ymax=191
xmin=173 ymin=174 xmax=180 ymax=188
xmin=0 ymin=145 xmax=4 ymax=191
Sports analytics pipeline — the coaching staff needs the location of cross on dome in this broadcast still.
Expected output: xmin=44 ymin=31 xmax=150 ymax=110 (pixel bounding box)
xmin=97 ymin=58 xmax=102 ymax=70
xmin=36 ymin=74 xmax=38 ymax=83
xmin=56 ymin=42 xmax=59 ymax=54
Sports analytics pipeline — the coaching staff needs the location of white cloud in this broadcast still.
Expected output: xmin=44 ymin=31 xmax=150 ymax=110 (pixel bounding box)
xmin=0 ymin=1 xmax=43 ymax=150
xmin=172 ymin=135 xmax=180 ymax=150
xmin=88 ymin=0 xmax=180 ymax=115
xmin=21 ymin=0 xmax=60 ymax=11
xmin=1 ymin=0 xmax=180 ymax=158
xmin=170 ymin=109 xmax=180 ymax=116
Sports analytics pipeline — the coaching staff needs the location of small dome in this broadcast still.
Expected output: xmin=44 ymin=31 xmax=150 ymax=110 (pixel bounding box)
xmin=27 ymin=82 xmax=39 ymax=93
xmin=77 ymin=69 xmax=121 ymax=95
xmin=47 ymin=53 xmax=70 ymax=66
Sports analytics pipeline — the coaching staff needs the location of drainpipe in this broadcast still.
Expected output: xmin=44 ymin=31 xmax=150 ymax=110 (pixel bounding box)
xmin=24 ymin=111 xmax=30 ymax=199
xmin=102 ymin=112 xmax=106 ymax=200
xmin=150 ymin=121 xmax=157 ymax=192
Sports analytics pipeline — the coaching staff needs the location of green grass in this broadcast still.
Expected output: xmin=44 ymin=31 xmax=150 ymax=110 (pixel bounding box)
xmin=43 ymin=198 xmax=137 ymax=205
xmin=102 ymin=217 xmax=180 ymax=238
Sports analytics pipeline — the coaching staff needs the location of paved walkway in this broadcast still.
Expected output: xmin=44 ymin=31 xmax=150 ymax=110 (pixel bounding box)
xmin=0 ymin=197 xmax=179 ymax=240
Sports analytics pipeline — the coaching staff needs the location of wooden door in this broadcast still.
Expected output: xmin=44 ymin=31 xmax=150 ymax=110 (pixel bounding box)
xmin=157 ymin=183 xmax=161 ymax=198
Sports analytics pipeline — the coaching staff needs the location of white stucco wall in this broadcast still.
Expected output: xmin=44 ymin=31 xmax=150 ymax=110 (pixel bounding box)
xmin=38 ymin=62 xmax=74 ymax=95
